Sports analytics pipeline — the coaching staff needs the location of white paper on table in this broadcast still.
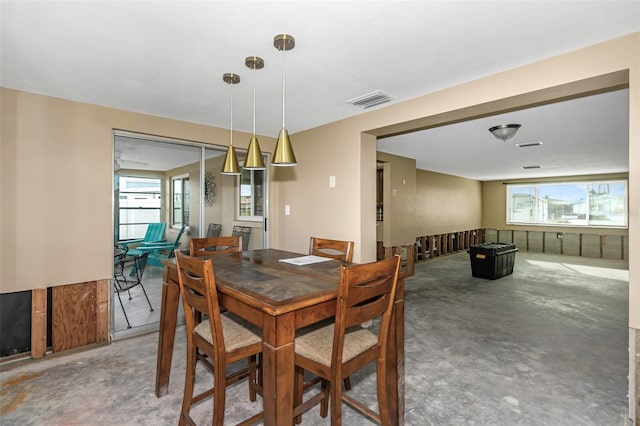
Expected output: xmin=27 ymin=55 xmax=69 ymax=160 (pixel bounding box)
xmin=278 ymin=255 xmax=333 ymax=266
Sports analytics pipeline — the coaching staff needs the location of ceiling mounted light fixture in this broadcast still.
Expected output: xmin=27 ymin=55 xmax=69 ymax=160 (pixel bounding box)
xmin=243 ymin=56 xmax=266 ymax=170
xmin=221 ymin=73 xmax=241 ymax=175
xmin=489 ymin=124 xmax=521 ymax=142
xmin=272 ymin=33 xmax=297 ymax=166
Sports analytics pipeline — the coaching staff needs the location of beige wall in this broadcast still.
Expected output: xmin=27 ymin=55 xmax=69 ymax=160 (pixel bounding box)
xmin=1 ymin=33 xmax=638 ymax=331
xmin=482 ymin=173 xmax=629 ymax=236
xmin=376 ymin=152 xmax=417 ymax=247
xmin=415 ymin=169 xmax=482 ymax=236
xmin=0 ymin=89 xmax=277 ymax=293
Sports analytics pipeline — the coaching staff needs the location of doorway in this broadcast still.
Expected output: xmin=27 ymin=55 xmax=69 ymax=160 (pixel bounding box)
xmin=112 ymin=131 xmax=269 ymax=337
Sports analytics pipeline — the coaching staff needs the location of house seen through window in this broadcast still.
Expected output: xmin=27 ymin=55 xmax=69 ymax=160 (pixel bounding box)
xmin=118 ymin=176 xmax=162 ymax=240
xmin=507 ymin=180 xmax=627 ymax=227
xmin=238 ymin=169 xmax=264 ymax=221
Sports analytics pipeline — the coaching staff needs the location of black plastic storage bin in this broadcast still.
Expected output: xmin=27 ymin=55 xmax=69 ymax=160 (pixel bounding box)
xmin=468 ymin=242 xmax=518 ymax=280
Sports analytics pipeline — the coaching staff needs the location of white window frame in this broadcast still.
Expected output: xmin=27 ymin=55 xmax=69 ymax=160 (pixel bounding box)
xmin=506 ymin=180 xmax=628 ymax=228
xmin=236 ymin=168 xmax=264 ymax=222
xmin=171 ymin=174 xmax=190 ymax=228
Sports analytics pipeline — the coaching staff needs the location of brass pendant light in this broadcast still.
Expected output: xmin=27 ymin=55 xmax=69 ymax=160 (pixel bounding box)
xmin=221 ymin=72 xmax=241 ymax=175
xmin=243 ymin=56 xmax=266 ymax=170
xmin=272 ymin=33 xmax=297 ymax=166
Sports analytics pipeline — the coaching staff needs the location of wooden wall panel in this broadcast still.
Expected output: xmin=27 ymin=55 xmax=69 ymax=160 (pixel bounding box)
xmin=52 ymin=281 xmax=97 ymax=352
xmin=497 ymin=229 xmax=513 ymax=243
xmin=562 ymin=233 xmax=581 ymax=256
xmin=544 ymin=233 xmax=562 ymax=254
xmin=513 ymin=231 xmax=528 ymax=251
xmin=581 ymin=234 xmax=602 ymax=258
xmin=528 ymin=231 xmax=544 ymax=252
xmin=602 ymin=235 xmax=623 ymax=259
xmin=484 ymin=229 xmax=498 ymax=243
xmin=95 ymin=279 xmax=110 ymax=343
xmin=31 ymin=289 xmax=47 ymax=359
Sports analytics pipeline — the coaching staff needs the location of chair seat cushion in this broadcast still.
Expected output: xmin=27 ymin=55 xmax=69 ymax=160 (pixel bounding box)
xmin=295 ymin=324 xmax=377 ymax=366
xmin=194 ymin=314 xmax=262 ymax=352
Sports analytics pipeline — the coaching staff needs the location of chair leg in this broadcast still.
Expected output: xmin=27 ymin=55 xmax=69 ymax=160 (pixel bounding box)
xmin=180 ymin=342 xmax=197 ymax=426
xmin=343 ymin=376 xmax=352 ymax=391
xmin=330 ymin=376 xmax=342 ymax=425
xmin=115 ymin=291 xmax=132 ymax=329
xmin=138 ymin=283 xmax=154 ymax=312
xmin=213 ymin=360 xmax=227 ymax=426
xmin=320 ymin=379 xmax=329 ymax=418
xmin=294 ymin=366 xmax=304 ymax=424
xmin=376 ymin=358 xmax=390 ymax=426
xmin=248 ymin=355 xmax=257 ymax=402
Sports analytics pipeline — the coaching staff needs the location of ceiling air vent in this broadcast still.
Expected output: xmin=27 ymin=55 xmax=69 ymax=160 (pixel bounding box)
xmin=346 ymin=90 xmax=393 ymax=109
xmin=522 ymin=165 xmax=542 ymax=170
xmin=516 ymin=141 xmax=543 ymax=148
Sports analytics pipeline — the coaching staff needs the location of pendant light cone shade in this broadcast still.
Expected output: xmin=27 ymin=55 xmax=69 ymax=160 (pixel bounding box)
xmin=273 ymin=128 xmax=297 ymax=166
xmin=243 ymin=56 xmax=266 ymax=170
xmin=221 ymin=72 xmax=241 ymax=175
xmin=272 ymin=34 xmax=297 ymax=166
xmin=221 ymin=145 xmax=241 ymax=175
xmin=244 ymin=136 xmax=265 ymax=169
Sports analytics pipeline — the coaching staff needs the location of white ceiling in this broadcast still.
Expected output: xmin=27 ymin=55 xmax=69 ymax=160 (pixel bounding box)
xmin=2 ymin=1 xmax=638 ymax=180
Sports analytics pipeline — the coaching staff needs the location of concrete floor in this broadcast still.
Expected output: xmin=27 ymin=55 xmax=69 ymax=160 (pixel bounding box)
xmin=0 ymin=251 xmax=630 ymax=425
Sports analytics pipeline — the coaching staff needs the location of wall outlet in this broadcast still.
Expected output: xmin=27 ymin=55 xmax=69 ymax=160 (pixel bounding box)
xmin=285 ymin=205 xmax=290 ymax=215
xmin=329 ymin=176 xmax=336 ymax=188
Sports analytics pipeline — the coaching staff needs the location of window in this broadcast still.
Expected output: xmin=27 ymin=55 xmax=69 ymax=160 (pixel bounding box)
xmin=118 ymin=176 xmax=161 ymax=240
xmin=506 ymin=180 xmax=628 ymax=228
xmin=237 ymin=169 xmax=264 ymax=221
xmin=172 ymin=176 xmax=190 ymax=227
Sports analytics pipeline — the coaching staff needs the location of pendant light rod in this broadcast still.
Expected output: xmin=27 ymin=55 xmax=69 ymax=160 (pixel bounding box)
xmin=274 ymin=34 xmax=294 ymax=128
xmin=223 ymin=73 xmax=240 ymax=144
xmin=244 ymin=56 xmax=266 ymax=170
xmin=245 ymin=56 xmax=264 ymax=137
xmin=221 ymin=72 xmax=241 ymax=175
xmin=281 ymin=48 xmax=286 ymax=128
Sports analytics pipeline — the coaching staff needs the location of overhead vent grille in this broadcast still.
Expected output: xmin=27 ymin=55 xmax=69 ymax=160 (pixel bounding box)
xmin=346 ymin=90 xmax=393 ymax=109
xmin=516 ymin=141 xmax=543 ymax=148
xmin=522 ymin=165 xmax=542 ymax=169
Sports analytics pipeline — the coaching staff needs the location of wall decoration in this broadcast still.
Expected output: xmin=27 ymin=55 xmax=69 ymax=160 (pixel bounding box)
xmin=205 ymin=172 xmax=216 ymax=206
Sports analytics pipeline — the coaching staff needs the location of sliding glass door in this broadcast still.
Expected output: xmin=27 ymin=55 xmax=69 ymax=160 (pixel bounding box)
xmin=112 ymin=131 xmax=268 ymax=337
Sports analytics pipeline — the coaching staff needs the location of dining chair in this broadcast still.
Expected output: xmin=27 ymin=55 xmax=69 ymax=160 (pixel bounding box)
xmin=206 ymin=223 xmax=222 ymax=238
xmin=113 ymin=251 xmax=152 ymax=329
xmin=174 ymin=251 xmax=263 ymax=426
xmin=232 ymin=226 xmax=252 ymax=251
xmin=309 ymin=237 xmax=356 ymax=391
xmin=293 ymin=255 xmax=401 ymax=425
xmin=189 ymin=235 xmax=242 ymax=256
xmin=309 ymin=237 xmax=354 ymax=263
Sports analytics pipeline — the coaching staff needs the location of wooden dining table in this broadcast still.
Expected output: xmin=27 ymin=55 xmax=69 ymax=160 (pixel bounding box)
xmin=155 ymin=249 xmax=405 ymax=426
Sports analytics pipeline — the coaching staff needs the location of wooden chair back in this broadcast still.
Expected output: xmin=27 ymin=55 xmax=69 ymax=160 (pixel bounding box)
xmin=189 ymin=236 xmax=242 ymax=256
xmin=292 ymin=254 xmax=400 ymax=425
xmin=309 ymin=237 xmax=354 ymax=263
xmin=174 ymin=252 xmax=225 ymax=355
xmin=335 ymin=255 xmax=400 ymax=364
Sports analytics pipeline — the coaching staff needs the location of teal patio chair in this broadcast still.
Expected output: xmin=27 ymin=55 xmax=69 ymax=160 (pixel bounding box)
xmin=130 ymin=224 xmax=186 ymax=267
xmin=117 ymin=222 xmax=166 ymax=251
